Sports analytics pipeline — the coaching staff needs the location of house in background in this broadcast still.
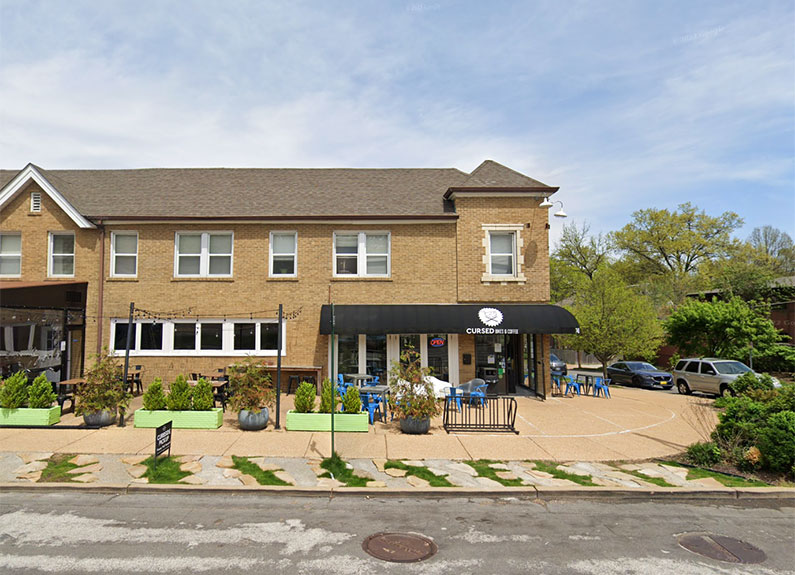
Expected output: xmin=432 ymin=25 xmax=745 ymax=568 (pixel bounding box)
xmin=0 ymin=160 xmax=578 ymax=398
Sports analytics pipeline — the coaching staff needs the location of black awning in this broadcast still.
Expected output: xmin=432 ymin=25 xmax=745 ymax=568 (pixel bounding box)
xmin=319 ymin=304 xmax=579 ymax=335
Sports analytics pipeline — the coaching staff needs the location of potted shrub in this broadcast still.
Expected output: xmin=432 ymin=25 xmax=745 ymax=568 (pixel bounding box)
xmin=388 ymin=347 xmax=441 ymax=434
xmin=134 ymin=376 xmax=223 ymax=429
xmin=0 ymin=372 xmax=61 ymax=426
xmin=75 ymin=349 xmax=131 ymax=427
xmin=285 ymin=378 xmax=368 ymax=431
xmin=228 ymin=359 xmax=275 ymax=431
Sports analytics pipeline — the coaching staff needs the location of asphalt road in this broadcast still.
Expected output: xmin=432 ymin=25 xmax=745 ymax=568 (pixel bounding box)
xmin=1 ymin=492 xmax=793 ymax=574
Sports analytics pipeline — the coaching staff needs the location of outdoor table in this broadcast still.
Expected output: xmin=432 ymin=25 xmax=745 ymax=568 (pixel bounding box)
xmin=574 ymin=374 xmax=597 ymax=396
xmin=53 ymin=378 xmax=84 ymax=413
xmin=359 ymin=384 xmax=389 ymax=421
xmin=345 ymin=373 xmax=375 ymax=388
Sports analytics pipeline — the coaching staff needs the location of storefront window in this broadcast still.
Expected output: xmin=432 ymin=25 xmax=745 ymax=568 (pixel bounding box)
xmin=399 ymin=334 xmax=420 ymax=367
xmin=338 ymin=334 xmax=359 ymax=375
xmin=234 ymin=323 xmax=256 ymax=350
xmin=114 ymin=323 xmax=136 ymax=352
xmin=366 ymin=335 xmax=386 ymax=378
xmin=427 ymin=333 xmax=449 ymax=381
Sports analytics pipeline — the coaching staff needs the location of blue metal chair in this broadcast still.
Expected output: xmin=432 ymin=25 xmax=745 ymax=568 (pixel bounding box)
xmin=337 ymin=373 xmax=346 ymax=386
xmin=469 ymin=384 xmax=488 ymax=406
xmin=361 ymin=392 xmax=383 ymax=423
xmin=551 ymin=375 xmax=563 ymax=395
xmin=445 ymin=387 xmax=462 ymax=411
xmin=594 ymin=377 xmax=611 ymax=398
xmin=563 ymin=376 xmax=581 ymax=396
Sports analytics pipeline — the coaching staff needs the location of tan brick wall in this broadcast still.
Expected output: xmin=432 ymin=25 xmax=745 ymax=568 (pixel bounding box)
xmin=0 ymin=182 xmax=101 ymax=370
xmin=3 ymin=181 xmax=554 ymax=388
xmin=454 ymin=196 xmax=550 ymax=303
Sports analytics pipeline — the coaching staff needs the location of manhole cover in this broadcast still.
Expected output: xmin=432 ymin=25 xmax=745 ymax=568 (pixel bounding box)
xmin=362 ymin=532 xmax=438 ymax=563
xmin=678 ymin=533 xmax=766 ymax=564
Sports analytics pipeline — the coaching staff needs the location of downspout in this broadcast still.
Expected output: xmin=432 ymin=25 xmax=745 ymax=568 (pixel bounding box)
xmin=96 ymin=222 xmax=105 ymax=354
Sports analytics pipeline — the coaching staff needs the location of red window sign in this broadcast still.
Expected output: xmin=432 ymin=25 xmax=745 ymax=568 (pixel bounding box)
xmin=430 ymin=337 xmax=446 ymax=348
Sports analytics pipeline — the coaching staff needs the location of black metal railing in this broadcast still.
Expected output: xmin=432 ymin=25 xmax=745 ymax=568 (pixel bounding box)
xmin=443 ymin=394 xmax=518 ymax=434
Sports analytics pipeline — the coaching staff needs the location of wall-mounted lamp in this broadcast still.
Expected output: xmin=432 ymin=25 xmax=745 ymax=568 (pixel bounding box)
xmin=540 ymin=197 xmax=567 ymax=218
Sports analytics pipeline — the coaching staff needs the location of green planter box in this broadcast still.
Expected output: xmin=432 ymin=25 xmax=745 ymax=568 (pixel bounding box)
xmin=0 ymin=405 xmax=61 ymax=426
xmin=285 ymin=411 xmax=369 ymax=432
xmin=133 ymin=408 xmax=223 ymax=429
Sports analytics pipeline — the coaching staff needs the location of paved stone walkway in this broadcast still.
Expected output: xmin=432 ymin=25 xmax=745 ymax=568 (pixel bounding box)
xmin=0 ymin=451 xmax=756 ymax=490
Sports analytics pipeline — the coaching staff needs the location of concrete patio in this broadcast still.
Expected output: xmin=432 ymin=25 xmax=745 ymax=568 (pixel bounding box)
xmin=0 ymin=386 xmax=715 ymax=462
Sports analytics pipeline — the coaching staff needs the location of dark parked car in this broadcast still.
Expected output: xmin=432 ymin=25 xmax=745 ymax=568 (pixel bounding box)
xmin=550 ymin=354 xmax=567 ymax=375
xmin=606 ymin=361 xmax=673 ymax=389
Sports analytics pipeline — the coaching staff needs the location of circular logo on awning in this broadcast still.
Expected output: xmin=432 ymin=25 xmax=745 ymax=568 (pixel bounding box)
xmin=478 ymin=307 xmax=503 ymax=327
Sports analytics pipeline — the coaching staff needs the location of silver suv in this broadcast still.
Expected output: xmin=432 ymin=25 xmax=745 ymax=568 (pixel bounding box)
xmin=672 ymin=358 xmax=776 ymax=397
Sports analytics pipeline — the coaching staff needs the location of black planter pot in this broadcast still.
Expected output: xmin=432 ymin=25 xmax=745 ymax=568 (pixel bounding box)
xmin=238 ymin=407 xmax=269 ymax=431
xmin=399 ymin=416 xmax=431 ymax=435
xmin=83 ymin=409 xmax=116 ymax=427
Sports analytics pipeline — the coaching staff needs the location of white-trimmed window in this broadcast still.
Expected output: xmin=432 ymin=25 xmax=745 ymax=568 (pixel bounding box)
xmin=174 ymin=232 xmax=233 ymax=277
xmin=333 ymin=231 xmax=390 ymax=277
xmin=49 ymin=232 xmax=75 ymax=277
xmin=111 ymin=232 xmax=138 ymax=277
xmin=0 ymin=233 xmax=22 ymax=276
xmin=110 ymin=319 xmax=283 ymax=356
xmin=269 ymin=231 xmax=297 ymax=276
xmin=488 ymin=231 xmax=516 ymax=276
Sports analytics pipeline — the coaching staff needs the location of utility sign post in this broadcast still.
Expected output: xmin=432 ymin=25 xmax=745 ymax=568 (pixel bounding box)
xmin=154 ymin=421 xmax=172 ymax=469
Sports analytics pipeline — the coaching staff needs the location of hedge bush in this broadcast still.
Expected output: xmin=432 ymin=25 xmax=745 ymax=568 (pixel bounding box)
xmin=192 ymin=378 xmax=214 ymax=411
xmin=343 ymin=385 xmax=362 ymax=414
xmin=166 ymin=375 xmax=193 ymax=411
xmin=27 ymin=374 xmax=56 ymax=409
xmin=0 ymin=371 xmax=29 ymax=408
xmin=686 ymin=441 xmax=721 ymax=467
xmin=757 ymin=411 xmax=795 ymax=472
xmin=318 ymin=378 xmax=337 ymax=413
xmin=142 ymin=378 xmax=167 ymax=411
xmin=293 ymin=381 xmax=316 ymax=413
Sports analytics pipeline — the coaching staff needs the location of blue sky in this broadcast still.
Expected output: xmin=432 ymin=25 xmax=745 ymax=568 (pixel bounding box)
xmin=1 ymin=0 xmax=793 ymax=245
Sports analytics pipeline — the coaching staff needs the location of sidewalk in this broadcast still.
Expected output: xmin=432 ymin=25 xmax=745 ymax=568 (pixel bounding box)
xmin=4 ymin=386 xmax=790 ymax=497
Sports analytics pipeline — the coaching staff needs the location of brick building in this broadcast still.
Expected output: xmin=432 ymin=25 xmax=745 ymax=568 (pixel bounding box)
xmin=0 ymin=160 xmax=578 ymax=398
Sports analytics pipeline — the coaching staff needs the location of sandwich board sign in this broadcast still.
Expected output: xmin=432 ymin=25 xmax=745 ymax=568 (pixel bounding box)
xmin=154 ymin=420 xmax=172 ymax=468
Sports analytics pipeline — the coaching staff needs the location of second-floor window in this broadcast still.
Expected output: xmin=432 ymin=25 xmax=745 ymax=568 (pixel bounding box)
xmin=175 ymin=232 xmax=233 ymax=277
xmin=269 ymin=231 xmax=297 ymax=276
xmin=334 ymin=232 xmax=390 ymax=277
xmin=488 ymin=231 xmax=516 ymax=276
xmin=111 ymin=232 xmax=138 ymax=277
xmin=0 ymin=233 xmax=21 ymax=276
xmin=49 ymin=232 xmax=75 ymax=277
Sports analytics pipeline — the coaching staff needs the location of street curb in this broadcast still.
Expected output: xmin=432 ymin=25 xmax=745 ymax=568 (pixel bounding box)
xmin=2 ymin=482 xmax=794 ymax=503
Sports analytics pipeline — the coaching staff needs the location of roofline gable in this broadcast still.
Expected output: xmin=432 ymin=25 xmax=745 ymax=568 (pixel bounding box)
xmin=0 ymin=164 xmax=95 ymax=229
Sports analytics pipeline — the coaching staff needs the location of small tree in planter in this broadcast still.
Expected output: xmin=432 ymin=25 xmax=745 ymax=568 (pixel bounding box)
xmin=388 ymin=346 xmax=440 ymax=434
xmin=27 ymin=374 xmax=56 ymax=408
xmin=142 ymin=378 xmax=167 ymax=411
xmin=0 ymin=372 xmax=61 ymax=426
xmin=75 ymin=348 xmax=131 ymax=427
xmin=0 ymin=371 xmax=29 ymax=409
xmin=318 ymin=378 xmax=338 ymax=413
xmin=192 ymin=378 xmax=214 ymax=411
xmin=228 ymin=358 xmax=275 ymax=430
xmin=166 ymin=375 xmax=193 ymax=411
xmin=343 ymin=386 xmax=362 ymax=414
xmin=293 ymin=381 xmax=316 ymax=413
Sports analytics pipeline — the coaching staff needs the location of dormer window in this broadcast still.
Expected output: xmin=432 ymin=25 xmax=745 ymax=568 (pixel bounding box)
xmin=30 ymin=192 xmax=41 ymax=213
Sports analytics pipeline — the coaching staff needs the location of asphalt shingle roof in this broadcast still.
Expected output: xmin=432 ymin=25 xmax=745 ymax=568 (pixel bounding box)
xmin=0 ymin=160 xmax=555 ymax=219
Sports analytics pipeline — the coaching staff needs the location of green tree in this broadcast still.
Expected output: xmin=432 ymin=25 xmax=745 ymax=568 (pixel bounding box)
xmin=611 ymin=203 xmax=742 ymax=301
xmin=564 ymin=268 xmax=664 ymax=378
xmin=664 ymin=297 xmax=782 ymax=359
xmin=554 ymin=222 xmax=612 ymax=280
xmin=748 ymin=225 xmax=795 ymax=274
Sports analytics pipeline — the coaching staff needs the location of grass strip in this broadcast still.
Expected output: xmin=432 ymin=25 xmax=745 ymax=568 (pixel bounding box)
xmin=385 ymin=460 xmax=454 ymax=487
xmin=38 ymin=454 xmax=80 ymax=483
xmin=618 ymin=467 xmax=677 ymax=488
xmin=465 ymin=459 xmax=524 ymax=487
xmin=231 ymin=456 xmax=290 ymax=486
xmin=141 ymin=455 xmax=192 ymax=484
xmin=660 ymin=461 xmax=769 ymax=487
xmin=319 ymin=453 xmax=370 ymax=487
xmin=530 ymin=461 xmax=598 ymax=486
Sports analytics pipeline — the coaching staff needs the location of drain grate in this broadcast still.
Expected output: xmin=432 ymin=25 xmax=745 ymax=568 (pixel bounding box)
xmin=678 ymin=533 xmax=766 ymax=564
xmin=363 ymin=532 xmax=438 ymax=563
